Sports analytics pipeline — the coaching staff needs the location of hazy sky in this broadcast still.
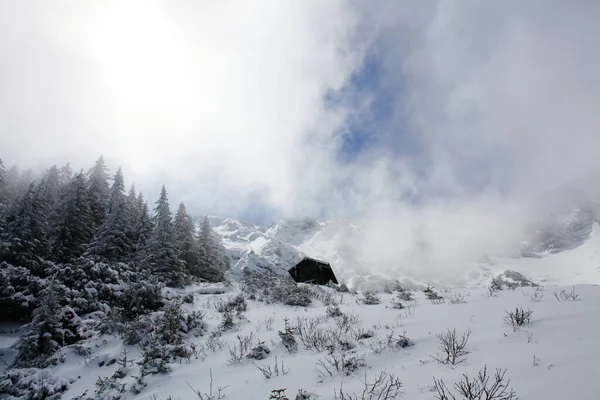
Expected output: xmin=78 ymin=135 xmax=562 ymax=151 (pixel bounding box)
xmin=1 ymin=1 xmax=600 ymax=271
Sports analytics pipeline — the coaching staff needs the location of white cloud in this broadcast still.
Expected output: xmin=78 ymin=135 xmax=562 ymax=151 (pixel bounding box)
xmin=2 ymin=1 xmax=599 ymax=278
xmin=0 ymin=0 xmax=365 ymax=216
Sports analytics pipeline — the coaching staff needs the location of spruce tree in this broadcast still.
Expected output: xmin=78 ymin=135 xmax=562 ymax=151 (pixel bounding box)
xmin=0 ymin=159 xmax=6 ymax=232
xmin=86 ymin=167 xmax=133 ymax=262
xmin=58 ymin=162 xmax=73 ymax=188
xmin=39 ymin=165 xmax=62 ymax=240
xmin=132 ymin=193 xmax=154 ymax=260
xmin=0 ymin=180 xmax=52 ymax=274
xmin=197 ymin=216 xmax=227 ymax=282
xmin=53 ymin=173 xmax=94 ymax=263
xmin=0 ymin=165 xmax=23 ymax=210
xmin=87 ymin=156 xmax=110 ymax=230
xmin=142 ymin=186 xmax=187 ymax=287
xmin=173 ymin=202 xmax=201 ymax=276
xmin=14 ymin=283 xmax=80 ymax=367
xmin=0 ymin=158 xmax=5 ymax=186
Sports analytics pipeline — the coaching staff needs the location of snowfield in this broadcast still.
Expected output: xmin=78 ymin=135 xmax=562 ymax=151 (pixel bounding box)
xmin=9 ymin=281 xmax=595 ymax=400
xmin=2 ymin=218 xmax=600 ymax=399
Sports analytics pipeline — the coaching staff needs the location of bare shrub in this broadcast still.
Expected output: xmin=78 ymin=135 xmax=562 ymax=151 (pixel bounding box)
xmin=206 ymin=330 xmax=226 ymax=352
xmin=431 ymin=328 xmax=471 ymax=365
xmin=250 ymin=355 xmax=289 ymax=379
xmin=334 ymin=312 xmax=360 ymax=334
xmin=368 ymin=331 xmax=412 ymax=354
xmin=263 ymin=316 xmax=275 ymax=331
xmin=293 ymin=316 xmax=327 ymax=339
xmin=529 ymin=287 xmax=544 ymax=302
xmin=554 ymin=287 xmax=579 ymax=301
xmin=317 ymin=352 xmax=366 ymax=379
xmin=187 ymin=369 xmax=228 ymax=399
xmin=227 ymin=333 xmax=254 ymax=364
xmin=433 ymin=366 xmax=516 ymax=400
xmin=299 ymin=326 xmax=336 ymax=352
xmin=448 ymin=293 xmax=466 ymax=304
xmin=334 ymin=371 xmax=402 ymax=400
xmin=354 ymin=328 xmax=374 ymax=341
xmin=189 ymin=342 xmax=207 ymax=361
xmin=486 ymin=286 xmax=498 ymax=298
xmin=503 ymin=308 xmax=533 ymax=331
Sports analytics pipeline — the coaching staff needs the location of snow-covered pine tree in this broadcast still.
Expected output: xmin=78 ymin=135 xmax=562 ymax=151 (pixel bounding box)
xmin=0 ymin=159 xmax=5 ymax=231
xmin=0 ymin=158 xmax=5 ymax=186
xmin=132 ymin=193 xmax=154 ymax=262
xmin=86 ymin=156 xmax=110 ymax=230
xmin=197 ymin=216 xmax=228 ymax=282
xmin=0 ymin=180 xmax=52 ymax=274
xmin=57 ymin=162 xmax=73 ymax=189
xmin=39 ymin=165 xmax=62 ymax=242
xmin=173 ymin=202 xmax=201 ymax=277
xmin=86 ymin=167 xmax=133 ymax=262
xmin=52 ymin=173 xmax=94 ymax=263
xmin=13 ymin=283 xmax=80 ymax=368
xmin=0 ymin=165 xmax=23 ymax=211
xmin=142 ymin=186 xmax=187 ymax=287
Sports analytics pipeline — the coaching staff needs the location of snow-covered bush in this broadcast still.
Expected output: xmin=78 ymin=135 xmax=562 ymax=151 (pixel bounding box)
xmin=491 ymin=270 xmax=538 ymax=291
xmin=424 ymin=286 xmax=444 ymax=303
xmin=360 ymin=293 xmax=380 ymax=305
xmin=390 ymin=293 xmax=406 ymax=309
xmin=326 ymin=305 xmax=344 ymax=318
xmin=0 ymin=262 xmax=45 ymax=321
xmin=214 ymin=293 xmax=247 ymax=314
xmin=0 ymin=368 xmax=73 ymax=399
xmin=247 ymin=340 xmax=270 ymax=360
xmin=116 ymin=278 xmax=164 ymax=319
xmin=242 ymin=272 xmax=312 ymax=307
xmin=278 ymin=318 xmax=297 ymax=353
xmin=13 ymin=284 xmax=81 ymax=368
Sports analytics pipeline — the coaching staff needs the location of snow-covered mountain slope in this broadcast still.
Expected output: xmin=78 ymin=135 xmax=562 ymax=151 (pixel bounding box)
xmin=57 ymin=283 xmax=600 ymax=400
xmin=210 ymin=210 xmax=600 ymax=289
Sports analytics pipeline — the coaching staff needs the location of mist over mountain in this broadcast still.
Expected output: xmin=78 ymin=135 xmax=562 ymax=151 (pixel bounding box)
xmin=209 ymin=199 xmax=600 ymax=288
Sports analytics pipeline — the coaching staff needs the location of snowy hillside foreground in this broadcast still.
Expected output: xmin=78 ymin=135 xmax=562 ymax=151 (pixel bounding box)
xmin=3 ymin=282 xmax=596 ymax=400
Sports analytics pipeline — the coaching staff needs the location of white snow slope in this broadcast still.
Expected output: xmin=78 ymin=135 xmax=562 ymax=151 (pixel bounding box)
xmin=51 ymin=283 xmax=600 ymax=399
xmin=2 ymin=217 xmax=600 ymax=399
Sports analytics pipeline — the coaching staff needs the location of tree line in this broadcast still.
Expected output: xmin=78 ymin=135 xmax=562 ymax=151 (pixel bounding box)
xmin=0 ymin=155 xmax=228 ymax=308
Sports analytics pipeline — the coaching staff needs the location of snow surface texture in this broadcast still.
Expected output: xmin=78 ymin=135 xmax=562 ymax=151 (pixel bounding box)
xmin=20 ymin=283 xmax=600 ymax=400
xmin=212 ymin=216 xmax=600 ymax=290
